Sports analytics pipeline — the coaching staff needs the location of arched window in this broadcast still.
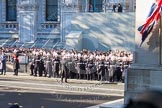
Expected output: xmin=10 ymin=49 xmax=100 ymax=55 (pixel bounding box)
xmin=6 ymin=0 xmax=17 ymax=21
xmin=46 ymin=0 xmax=58 ymax=21
xmin=89 ymin=0 xmax=103 ymax=12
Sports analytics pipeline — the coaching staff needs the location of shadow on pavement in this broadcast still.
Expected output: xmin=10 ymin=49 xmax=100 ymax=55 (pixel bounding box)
xmin=0 ymin=91 xmax=123 ymax=108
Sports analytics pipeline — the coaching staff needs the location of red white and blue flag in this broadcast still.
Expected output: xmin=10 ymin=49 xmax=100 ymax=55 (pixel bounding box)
xmin=138 ymin=0 xmax=162 ymax=46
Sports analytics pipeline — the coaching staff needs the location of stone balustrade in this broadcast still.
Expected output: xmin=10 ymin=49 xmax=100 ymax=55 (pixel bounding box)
xmin=0 ymin=22 xmax=60 ymax=34
xmin=0 ymin=22 xmax=18 ymax=31
xmin=39 ymin=22 xmax=60 ymax=33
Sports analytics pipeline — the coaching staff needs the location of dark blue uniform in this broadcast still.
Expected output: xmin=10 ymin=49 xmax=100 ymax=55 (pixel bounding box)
xmin=53 ymin=57 xmax=60 ymax=78
xmin=60 ymin=58 xmax=68 ymax=83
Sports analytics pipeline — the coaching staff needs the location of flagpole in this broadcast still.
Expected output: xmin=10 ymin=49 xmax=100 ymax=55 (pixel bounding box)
xmin=160 ymin=17 xmax=162 ymax=65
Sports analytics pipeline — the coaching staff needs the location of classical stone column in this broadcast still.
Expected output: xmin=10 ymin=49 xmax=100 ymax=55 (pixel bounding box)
xmin=0 ymin=0 xmax=2 ymax=22
xmin=124 ymin=0 xmax=162 ymax=103
xmin=17 ymin=0 xmax=38 ymax=43
xmin=128 ymin=0 xmax=134 ymax=12
xmin=60 ymin=0 xmax=78 ymax=43
xmin=85 ymin=0 xmax=89 ymax=12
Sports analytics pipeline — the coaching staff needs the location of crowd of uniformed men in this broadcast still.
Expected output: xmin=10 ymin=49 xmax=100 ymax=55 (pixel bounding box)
xmin=29 ymin=48 xmax=133 ymax=83
xmin=1 ymin=47 xmax=133 ymax=83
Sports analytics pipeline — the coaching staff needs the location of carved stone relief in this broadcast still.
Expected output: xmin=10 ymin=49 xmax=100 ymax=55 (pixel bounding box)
xmin=61 ymin=0 xmax=78 ymax=10
xmin=17 ymin=4 xmax=39 ymax=11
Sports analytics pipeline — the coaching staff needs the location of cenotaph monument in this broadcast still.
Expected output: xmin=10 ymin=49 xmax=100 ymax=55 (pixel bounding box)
xmin=125 ymin=0 xmax=162 ymax=103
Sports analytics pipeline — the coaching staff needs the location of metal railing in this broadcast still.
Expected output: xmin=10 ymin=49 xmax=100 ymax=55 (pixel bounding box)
xmin=41 ymin=39 xmax=50 ymax=48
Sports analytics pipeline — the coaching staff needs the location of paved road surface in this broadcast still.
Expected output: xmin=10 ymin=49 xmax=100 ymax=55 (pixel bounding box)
xmin=0 ymin=72 xmax=124 ymax=108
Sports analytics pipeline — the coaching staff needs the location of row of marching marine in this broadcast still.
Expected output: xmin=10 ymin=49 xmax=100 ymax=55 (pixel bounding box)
xmin=29 ymin=49 xmax=133 ymax=83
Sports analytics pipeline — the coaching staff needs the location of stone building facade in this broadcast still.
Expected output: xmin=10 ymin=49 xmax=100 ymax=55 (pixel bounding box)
xmin=0 ymin=0 xmax=135 ymax=50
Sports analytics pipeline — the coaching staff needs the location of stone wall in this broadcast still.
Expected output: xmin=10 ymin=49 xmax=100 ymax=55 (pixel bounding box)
xmin=70 ymin=13 xmax=135 ymax=51
xmin=125 ymin=67 xmax=162 ymax=103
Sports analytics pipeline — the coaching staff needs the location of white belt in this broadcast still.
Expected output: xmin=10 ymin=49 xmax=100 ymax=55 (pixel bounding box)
xmin=54 ymin=61 xmax=59 ymax=63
